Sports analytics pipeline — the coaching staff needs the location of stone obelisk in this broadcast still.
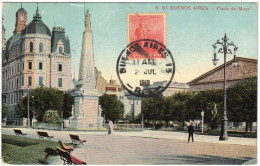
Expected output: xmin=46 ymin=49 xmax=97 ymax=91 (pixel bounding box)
xmin=69 ymin=10 xmax=102 ymax=129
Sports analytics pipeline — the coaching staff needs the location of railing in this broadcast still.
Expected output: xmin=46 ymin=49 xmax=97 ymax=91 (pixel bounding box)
xmin=33 ymin=122 xmax=62 ymax=130
xmin=114 ymin=124 xmax=142 ymax=131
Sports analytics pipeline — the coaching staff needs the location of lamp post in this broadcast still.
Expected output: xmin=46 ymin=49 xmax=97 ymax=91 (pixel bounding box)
xmin=27 ymin=88 xmax=30 ymax=128
xmin=212 ymin=33 xmax=238 ymax=141
xmin=201 ymin=111 xmax=204 ymax=133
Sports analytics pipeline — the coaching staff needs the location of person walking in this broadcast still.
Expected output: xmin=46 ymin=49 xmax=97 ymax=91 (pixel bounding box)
xmin=188 ymin=122 xmax=195 ymax=143
xmin=108 ymin=120 xmax=114 ymax=135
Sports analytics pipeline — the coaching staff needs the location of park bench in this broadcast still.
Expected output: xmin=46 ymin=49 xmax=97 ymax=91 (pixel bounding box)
xmin=69 ymin=134 xmax=86 ymax=145
xmin=13 ymin=129 xmax=27 ymax=136
xmin=58 ymin=140 xmax=74 ymax=153
xmin=57 ymin=147 xmax=87 ymax=165
xmin=37 ymin=131 xmax=54 ymax=140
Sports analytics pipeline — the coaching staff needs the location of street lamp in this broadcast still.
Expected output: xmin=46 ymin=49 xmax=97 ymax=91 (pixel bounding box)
xmin=27 ymin=87 xmax=30 ymax=128
xmin=212 ymin=33 xmax=238 ymax=141
xmin=201 ymin=111 xmax=204 ymax=133
xmin=25 ymin=86 xmax=34 ymax=128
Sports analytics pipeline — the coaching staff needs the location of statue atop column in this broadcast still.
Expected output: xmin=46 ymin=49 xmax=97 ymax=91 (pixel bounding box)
xmin=85 ymin=9 xmax=91 ymax=31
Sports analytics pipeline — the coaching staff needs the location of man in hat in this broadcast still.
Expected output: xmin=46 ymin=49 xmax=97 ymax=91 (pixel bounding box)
xmin=188 ymin=122 xmax=195 ymax=143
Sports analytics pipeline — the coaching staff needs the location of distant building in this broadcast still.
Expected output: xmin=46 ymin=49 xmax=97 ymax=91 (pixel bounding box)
xmin=2 ymin=6 xmax=72 ymax=125
xmin=187 ymin=57 xmax=257 ymax=91
xmin=105 ymin=79 xmax=122 ymax=95
xmin=152 ymin=81 xmax=190 ymax=96
xmin=95 ymin=67 xmax=107 ymax=94
xmin=118 ymin=91 xmax=142 ymax=118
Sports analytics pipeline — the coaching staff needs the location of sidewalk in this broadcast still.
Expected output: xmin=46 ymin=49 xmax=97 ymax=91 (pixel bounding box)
xmin=2 ymin=128 xmax=257 ymax=146
xmin=114 ymin=130 xmax=257 ymax=146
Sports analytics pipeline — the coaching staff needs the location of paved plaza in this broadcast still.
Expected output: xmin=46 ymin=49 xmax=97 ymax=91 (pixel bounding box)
xmin=2 ymin=128 xmax=257 ymax=165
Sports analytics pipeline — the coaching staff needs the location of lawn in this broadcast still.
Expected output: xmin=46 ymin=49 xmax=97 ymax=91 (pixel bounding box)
xmin=2 ymin=134 xmax=59 ymax=164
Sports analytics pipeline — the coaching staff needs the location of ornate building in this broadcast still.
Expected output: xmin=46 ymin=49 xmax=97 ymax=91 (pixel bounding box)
xmin=2 ymin=6 xmax=72 ymax=125
xmin=187 ymin=57 xmax=257 ymax=91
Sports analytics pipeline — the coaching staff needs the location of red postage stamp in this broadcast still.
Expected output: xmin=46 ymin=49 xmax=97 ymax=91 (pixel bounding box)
xmin=127 ymin=13 xmax=166 ymax=59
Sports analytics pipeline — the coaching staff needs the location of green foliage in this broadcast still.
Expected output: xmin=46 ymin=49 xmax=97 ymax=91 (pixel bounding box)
xmin=124 ymin=112 xmax=133 ymax=122
xmin=43 ymin=110 xmax=61 ymax=123
xmin=141 ymin=96 xmax=164 ymax=122
xmin=99 ymin=94 xmax=124 ymax=122
xmin=207 ymin=102 xmax=221 ymax=130
xmin=140 ymin=79 xmax=257 ymax=131
xmin=227 ymin=79 xmax=257 ymax=124
xmin=62 ymin=91 xmax=74 ymax=119
xmin=17 ymin=87 xmax=73 ymax=123
xmin=2 ymin=134 xmax=58 ymax=164
xmin=2 ymin=104 xmax=9 ymax=119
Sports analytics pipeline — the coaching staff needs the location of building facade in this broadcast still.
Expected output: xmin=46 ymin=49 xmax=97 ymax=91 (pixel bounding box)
xmin=152 ymin=81 xmax=190 ymax=96
xmin=187 ymin=57 xmax=257 ymax=91
xmin=2 ymin=6 xmax=72 ymax=125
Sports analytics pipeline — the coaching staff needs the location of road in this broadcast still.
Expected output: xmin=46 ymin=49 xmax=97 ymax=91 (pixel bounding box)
xmin=2 ymin=128 xmax=256 ymax=165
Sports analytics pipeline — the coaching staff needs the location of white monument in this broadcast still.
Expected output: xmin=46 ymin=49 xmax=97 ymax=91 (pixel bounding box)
xmin=69 ymin=10 xmax=102 ymax=128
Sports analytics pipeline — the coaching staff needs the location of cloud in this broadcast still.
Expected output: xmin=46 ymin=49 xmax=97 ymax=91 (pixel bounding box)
xmin=42 ymin=10 xmax=45 ymax=15
xmin=69 ymin=3 xmax=84 ymax=7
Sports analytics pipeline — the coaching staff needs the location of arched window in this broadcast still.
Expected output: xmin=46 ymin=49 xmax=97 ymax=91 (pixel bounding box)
xmin=59 ymin=47 xmax=62 ymax=54
xmin=30 ymin=42 xmax=33 ymax=52
xmin=39 ymin=43 xmax=43 ymax=52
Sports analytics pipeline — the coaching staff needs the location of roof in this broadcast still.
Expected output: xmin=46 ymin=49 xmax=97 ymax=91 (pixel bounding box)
xmin=17 ymin=7 xmax=27 ymax=13
xmin=188 ymin=57 xmax=257 ymax=85
xmin=5 ymin=33 xmax=21 ymax=51
xmin=51 ymin=27 xmax=71 ymax=54
xmin=21 ymin=9 xmax=51 ymax=36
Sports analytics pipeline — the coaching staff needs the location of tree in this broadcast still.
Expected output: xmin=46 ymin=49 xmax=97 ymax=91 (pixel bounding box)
xmin=141 ymin=96 xmax=164 ymax=124
xmin=124 ymin=113 xmax=133 ymax=123
xmin=206 ymin=102 xmax=221 ymax=130
xmin=227 ymin=79 xmax=257 ymax=132
xmin=195 ymin=90 xmax=223 ymax=130
xmin=62 ymin=91 xmax=74 ymax=119
xmin=17 ymin=87 xmax=67 ymax=123
xmin=2 ymin=104 xmax=9 ymax=120
xmin=99 ymin=94 xmax=124 ymax=123
xmin=169 ymin=92 xmax=198 ymax=127
xmin=43 ymin=110 xmax=61 ymax=123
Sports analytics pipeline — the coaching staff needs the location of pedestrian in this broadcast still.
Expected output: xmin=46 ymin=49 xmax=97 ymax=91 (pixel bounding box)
xmin=188 ymin=122 xmax=195 ymax=143
xmin=108 ymin=120 xmax=114 ymax=135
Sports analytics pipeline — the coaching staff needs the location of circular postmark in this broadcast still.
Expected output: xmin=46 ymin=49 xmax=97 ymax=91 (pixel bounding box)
xmin=116 ymin=39 xmax=175 ymax=97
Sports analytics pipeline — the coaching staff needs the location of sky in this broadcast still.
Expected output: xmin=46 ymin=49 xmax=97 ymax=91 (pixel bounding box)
xmin=2 ymin=2 xmax=258 ymax=83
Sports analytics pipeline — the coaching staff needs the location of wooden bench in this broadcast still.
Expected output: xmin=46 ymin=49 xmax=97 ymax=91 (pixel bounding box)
xmin=69 ymin=134 xmax=86 ymax=145
xmin=57 ymin=147 xmax=87 ymax=165
xmin=37 ymin=131 xmax=54 ymax=140
xmin=13 ymin=129 xmax=27 ymax=136
xmin=58 ymin=140 xmax=74 ymax=153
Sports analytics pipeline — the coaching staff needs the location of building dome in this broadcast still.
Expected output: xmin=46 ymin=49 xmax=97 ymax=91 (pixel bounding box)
xmin=22 ymin=7 xmax=51 ymax=36
xmin=17 ymin=7 xmax=27 ymax=13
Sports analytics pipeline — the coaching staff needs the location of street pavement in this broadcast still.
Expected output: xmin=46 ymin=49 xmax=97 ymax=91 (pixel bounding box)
xmin=1 ymin=128 xmax=257 ymax=165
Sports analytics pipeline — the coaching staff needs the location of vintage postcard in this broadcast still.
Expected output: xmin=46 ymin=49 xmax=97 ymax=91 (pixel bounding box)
xmin=1 ymin=2 xmax=257 ymax=165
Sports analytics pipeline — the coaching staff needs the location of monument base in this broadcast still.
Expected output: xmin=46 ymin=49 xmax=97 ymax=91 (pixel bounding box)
xmin=69 ymin=96 xmax=103 ymax=129
xmin=69 ymin=117 xmax=102 ymax=129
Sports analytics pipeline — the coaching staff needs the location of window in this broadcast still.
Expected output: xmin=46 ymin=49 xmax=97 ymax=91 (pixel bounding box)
xmin=22 ymin=62 xmax=24 ymax=70
xmin=22 ymin=76 xmax=24 ymax=86
xmin=59 ymin=47 xmax=62 ymax=54
xmin=17 ymin=63 xmax=19 ymax=72
xmin=39 ymin=62 xmax=43 ymax=70
xmin=28 ymin=76 xmax=32 ymax=86
xmin=28 ymin=61 xmax=32 ymax=69
xmin=39 ymin=77 xmax=43 ymax=87
xmin=30 ymin=42 xmax=33 ymax=52
xmin=58 ymin=64 xmax=62 ymax=72
xmin=58 ymin=78 xmax=62 ymax=87
xmin=39 ymin=43 xmax=43 ymax=52
xmin=17 ymin=79 xmax=18 ymax=88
